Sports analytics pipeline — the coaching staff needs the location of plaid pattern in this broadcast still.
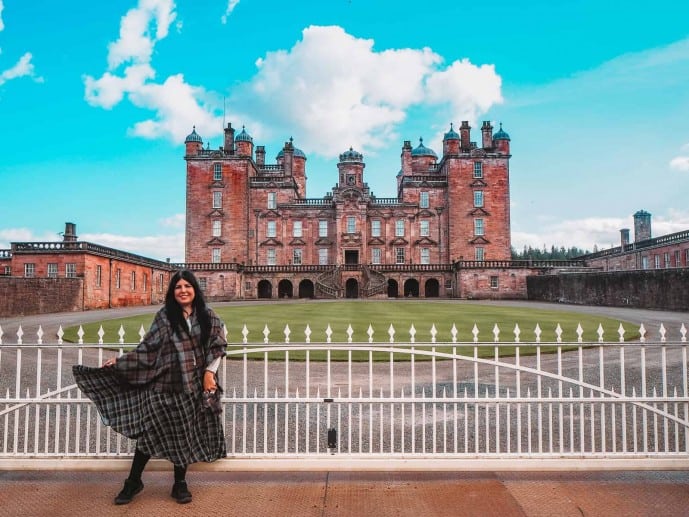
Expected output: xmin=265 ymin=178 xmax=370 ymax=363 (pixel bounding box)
xmin=72 ymin=307 xmax=228 ymax=466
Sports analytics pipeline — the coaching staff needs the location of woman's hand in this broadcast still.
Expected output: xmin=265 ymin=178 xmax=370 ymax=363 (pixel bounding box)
xmin=203 ymin=371 xmax=217 ymax=392
xmin=102 ymin=357 xmax=117 ymax=368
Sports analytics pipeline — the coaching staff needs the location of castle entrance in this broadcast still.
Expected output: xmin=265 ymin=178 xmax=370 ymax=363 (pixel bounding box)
xmin=344 ymin=250 xmax=359 ymax=265
xmin=345 ymin=278 xmax=359 ymax=298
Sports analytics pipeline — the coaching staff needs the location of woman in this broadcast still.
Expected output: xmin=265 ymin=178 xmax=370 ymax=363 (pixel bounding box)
xmin=73 ymin=270 xmax=227 ymax=505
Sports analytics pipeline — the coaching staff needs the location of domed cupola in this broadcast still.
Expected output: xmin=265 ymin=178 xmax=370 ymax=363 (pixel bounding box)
xmin=339 ymin=147 xmax=363 ymax=163
xmin=184 ymin=126 xmax=203 ymax=155
xmin=412 ymin=138 xmax=437 ymax=159
xmin=234 ymin=125 xmax=253 ymax=142
xmin=276 ymin=143 xmax=307 ymax=160
xmin=493 ymin=123 xmax=510 ymax=141
xmin=493 ymin=123 xmax=511 ymax=155
xmin=443 ymin=123 xmax=460 ymax=141
xmin=185 ymin=126 xmax=203 ymax=143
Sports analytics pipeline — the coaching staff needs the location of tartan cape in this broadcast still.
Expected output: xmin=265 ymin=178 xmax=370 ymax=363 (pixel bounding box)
xmin=72 ymin=307 xmax=228 ymax=466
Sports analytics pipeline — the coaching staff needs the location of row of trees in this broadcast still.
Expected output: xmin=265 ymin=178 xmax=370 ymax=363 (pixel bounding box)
xmin=511 ymin=245 xmax=594 ymax=260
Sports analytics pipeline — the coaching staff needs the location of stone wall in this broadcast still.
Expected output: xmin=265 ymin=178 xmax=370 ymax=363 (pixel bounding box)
xmin=0 ymin=277 xmax=83 ymax=317
xmin=527 ymin=269 xmax=689 ymax=310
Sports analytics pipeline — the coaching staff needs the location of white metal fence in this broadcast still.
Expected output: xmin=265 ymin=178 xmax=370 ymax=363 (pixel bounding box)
xmin=1 ymin=322 xmax=688 ymax=470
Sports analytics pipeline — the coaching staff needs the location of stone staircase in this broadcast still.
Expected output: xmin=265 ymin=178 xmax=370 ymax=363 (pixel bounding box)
xmin=316 ymin=266 xmax=341 ymax=298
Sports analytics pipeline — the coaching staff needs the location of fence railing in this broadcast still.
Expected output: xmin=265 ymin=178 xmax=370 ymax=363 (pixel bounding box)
xmin=1 ymin=322 xmax=688 ymax=470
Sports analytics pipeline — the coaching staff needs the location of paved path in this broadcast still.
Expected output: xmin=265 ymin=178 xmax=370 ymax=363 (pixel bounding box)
xmin=1 ymin=299 xmax=687 ymax=343
xmin=1 ymin=469 xmax=688 ymax=516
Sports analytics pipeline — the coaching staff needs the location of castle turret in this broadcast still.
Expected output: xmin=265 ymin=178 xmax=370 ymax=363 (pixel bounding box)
xmin=337 ymin=147 xmax=365 ymax=188
xmin=234 ymin=126 xmax=254 ymax=158
xmin=493 ymin=123 xmax=510 ymax=155
xmin=481 ymin=121 xmax=493 ymax=149
xmin=184 ymin=126 xmax=203 ymax=156
xmin=277 ymin=138 xmax=307 ymax=197
xmin=410 ymin=138 xmax=437 ymax=173
xmin=442 ymin=123 xmax=460 ymax=156
xmin=634 ymin=210 xmax=652 ymax=242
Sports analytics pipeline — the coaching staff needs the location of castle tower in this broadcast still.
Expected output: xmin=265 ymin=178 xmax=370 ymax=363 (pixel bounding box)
xmin=493 ymin=123 xmax=510 ymax=155
xmin=410 ymin=138 xmax=437 ymax=173
xmin=443 ymin=123 xmax=460 ymax=156
xmin=634 ymin=210 xmax=652 ymax=242
xmin=337 ymin=147 xmax=365 ymax=188
xmin=234 ymin=126 xmax=254 ymax=158
xmin=184 ymin=126 xmax=203 ymax=156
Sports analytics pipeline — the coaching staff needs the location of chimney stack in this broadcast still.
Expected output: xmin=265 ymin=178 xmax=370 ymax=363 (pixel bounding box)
xmin=63 ymin=222 xmax=78 ymax=242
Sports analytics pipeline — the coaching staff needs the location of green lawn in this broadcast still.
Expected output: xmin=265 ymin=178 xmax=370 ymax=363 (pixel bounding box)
xmin=63 ymin=301 xmax=638 ymax=360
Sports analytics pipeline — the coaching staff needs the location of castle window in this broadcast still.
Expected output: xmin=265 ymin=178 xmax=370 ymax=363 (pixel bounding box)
xmin=213 ymin=163 xmax=222 ymax=181
xmin=319 ymin=248 xmax=328 ymax=265
xmin=475 ymin=247 xmax=484 ymax=261
xmin=293 ymin=248 xmax=302 ymax=265
xmin=66 ymin=263 xmax=77 ymax=278
xmin=199 ymin=278 xmax=207 ymax=291
xmin=395 ymin=219 xmax=405 ymax=237
xmin=115 ymin=268 xmax=121 ymax=289
xmin=319 ymin=219 xmax=328 ymax=237
xmin=372 ymin=248 xmax=381 ymax=264
xmin=347 ymin=216 xmax=356 ymax=234
xmin=371 ymin=219 xmax=381 ymax=237
xmin=142 ymin=273 xmax=147 ymax=292
xmin=674 ymin=250 xmax=680 ymax=267
xmin=24 ymin=263 xmax=35 ymax=278
xmin=131 ymin=271 xmax=136 ymax=290
xmin=420 ymin=191 xmax=429 ymax=208
xmin=474 ymin=218 xmax=484 ymax=236
xmin=654 ymin=255 xmax=660 ymax=269
xmin=47 ymin=263 xmax=58 ymax=278
xmin=267 ymin=220 xmax=276 ymax=238
xmin=641 ymin=256 xmax=649 ymax=269
xmin=420 ymin=220 xmax=430 ymax=237
xmin=158 ymin=273 xmax=164 ymax=292
xmin=490 ymin=276 xmax=499 ymax=289
xmin=420 ymin=247 xmax=430 ymax=264
xmin=267 ymin=248 xmax=276 ymax=265
xmin=212 ymin=191 xmax=222 ymax=208
xmin=395 ymin=247 xmax=405 ymax=264
xmin=293 ymin=221 xmax=303 ymax=238
xmin=473 ymin=162 xmax=483 ymax=178
xmin=474 ymin=191 xmax=484 ymax=207
xmin=96 ymin=265 xmax=102 ymax=287
xmin=212 ymin=220 xmax=222 ymax=237
xmin=664 ymin=252 xmax=670 ymax=268
xmin=685 ymin=249 xmax=689 ymax=266
xmin=267 ymin=192 xmax=277 ymax=210
xmin=212 ymin=248 xmax=221 ymax=263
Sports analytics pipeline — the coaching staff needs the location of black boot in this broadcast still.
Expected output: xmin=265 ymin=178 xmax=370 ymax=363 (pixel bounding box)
xmin=114 ymin=478 xmax=144 ymax=505
xmin=171 ymin=480 xmax=192 ymax=504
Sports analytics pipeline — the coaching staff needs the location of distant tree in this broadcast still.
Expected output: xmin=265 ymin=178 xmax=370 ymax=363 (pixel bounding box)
xmin=511 ymin=244 xmax=592 ymax=260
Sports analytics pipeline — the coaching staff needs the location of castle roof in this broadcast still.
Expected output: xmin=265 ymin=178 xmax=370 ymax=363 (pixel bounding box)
xmin=339 ymin=147 xmax=363 ymax=162
xmin=443 ymin=123 xmax=460 ymax=140
xmin=184 ymin=126 xmax=203 ymax=143
xmin=235 ymin=126 xmax=253 ymax=142
xmin=493 ymin=123 xmax=510 ymax=141
xmin=411 ymin=138 xmax=437 ymax=158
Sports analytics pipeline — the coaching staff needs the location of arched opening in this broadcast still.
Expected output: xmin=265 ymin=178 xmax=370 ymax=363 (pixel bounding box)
xmin=278 ymin=279 xmax=293 ymax=298
xmin=298 ymin=279 xmax=315 ymax=299
xmin=257 ymin=280 xmax=272 ymax=299
xmin=404 ymin=279 xmax=419 ymax=297
xmin=424 ymin=278 xmax=440 ymax=298
xmin=387 ymin=279 xmax=399 ymax=298
xmin=345 ymin=278 xmax=359 ymax=298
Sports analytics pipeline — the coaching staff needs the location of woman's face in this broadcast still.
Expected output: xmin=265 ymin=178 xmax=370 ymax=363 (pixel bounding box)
xmin=174 ymin=278 xmax=195 ymax=309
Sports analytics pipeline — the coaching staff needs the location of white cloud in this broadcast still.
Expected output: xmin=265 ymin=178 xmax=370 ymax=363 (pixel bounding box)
xmin=0 ymin=228 xmax=69 ymax=249
xmin=82 ymin=232 xmax=184 ymax=262
xmin=231 ymin=26 xmax=502 ymax=157
xmin=669 ymin=156 xmax=689 ymax=172
xmin=159 ymin=213 xmax=185 ymax=229
xmin=84 ymin=0 xmax=221 ymax=142
xmin=512 ymin=210 xmax=689 ymax=253
xmin=0 ymin=51 xmax=42 ymax=86
xmin=221 ymin=0 xmax=240 ymax=24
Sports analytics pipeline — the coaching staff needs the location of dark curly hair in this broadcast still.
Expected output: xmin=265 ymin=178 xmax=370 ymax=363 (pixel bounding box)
xmin=165 ymin=269 xmax=211 ymax=346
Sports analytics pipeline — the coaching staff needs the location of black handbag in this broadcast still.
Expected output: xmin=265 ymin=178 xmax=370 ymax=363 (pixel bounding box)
xmin=201 ymin=374 xmax=223 ymax=414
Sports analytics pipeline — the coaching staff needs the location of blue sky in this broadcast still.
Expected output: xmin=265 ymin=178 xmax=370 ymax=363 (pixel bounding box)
xmin=1 ymin=0 xmax=688 ymax=262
